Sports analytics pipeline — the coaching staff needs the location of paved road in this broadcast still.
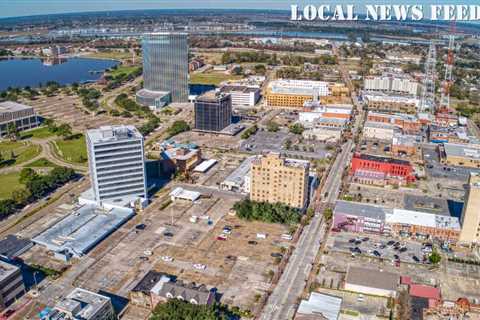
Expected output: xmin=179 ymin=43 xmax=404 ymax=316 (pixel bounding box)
xmin=259 ymin=142 xmax=352 ymax=320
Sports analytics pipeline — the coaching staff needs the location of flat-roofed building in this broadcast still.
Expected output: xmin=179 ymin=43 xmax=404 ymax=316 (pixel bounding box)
xmin=364 ymin=93 xmax=419 ymax=114
xmin=219 ymin=85 xmax=260 ymax=107
xmin=333 ymin=200 xmax=389 ymax=234
xmin=344 ymin=266 xmax=399 ymax=297
xmin=302 ymin=127 xmax=342 ymax=143
xmin=366 ymin=111 xmax=422 ymax=134
xmin=392 ymin=133 xmax=419 ymax=156
xmin=220 ymin=156 xmax=258 ymax=193
xmin=459 ymin=173 xmax=480 ymax=245
xmin=87 ymin=125 xmax=147 ymax=205
xmin=266 ymin=80 xmax=349 ymax=109
xmin=0 ymin=260 xmax=25 ymax=311
xmin=160 ymin=145 xmax=201 ymax=174
xmin=363 ymin=121 xmax=399 ymax=141
xmin=250 ymin=152 xmax=309 ymax=209
xmin=364 ymin=75 xmax=419 ymax=96
xmin=194 ymin=91 xmax=232 ymax=132
xmin=440 ymin=143 xmax=480 ymax=168
xmin=0 ymin=101 xmax=40 ymax=137
xmin=51 ymin=288 xmax=115 ymax=320
xmin=296 ymin=292 xmax=342 ymax=320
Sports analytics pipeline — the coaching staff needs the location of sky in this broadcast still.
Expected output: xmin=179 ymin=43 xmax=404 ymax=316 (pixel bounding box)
xmin=0 ymin=0 xmax=479 ymax=19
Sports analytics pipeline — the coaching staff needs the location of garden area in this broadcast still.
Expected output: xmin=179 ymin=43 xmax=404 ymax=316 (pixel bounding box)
xmin=52 ymin=134 xmax=88 ymax=164
xmin=0 ymin=140 xmax=41 ymax=168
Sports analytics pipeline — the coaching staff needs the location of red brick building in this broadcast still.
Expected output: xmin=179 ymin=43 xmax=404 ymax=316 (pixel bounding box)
xmin=350 ymin=153 xmax=416 ymax=186
xmin=367 ymin=112 xmax=422 ymax=134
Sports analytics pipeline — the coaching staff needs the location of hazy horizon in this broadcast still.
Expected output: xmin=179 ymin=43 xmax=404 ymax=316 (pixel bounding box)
xmin=1 ymin=0 xmax=479 ymax=19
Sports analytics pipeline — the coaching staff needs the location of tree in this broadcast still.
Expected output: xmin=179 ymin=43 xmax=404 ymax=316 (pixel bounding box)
xmin=56 ymin=123 xmax=73 ymax=139
xmin=323 ymin=208 xmax=333 ymax=220
xmin=19 ymin=168 xmax=38 ymax=185
xmin=6 ymin=123 xmax=19 ymax=141
xmin=429 ymin=250 xmax=441 ymax=264
xmin=150 ymin=299 xmax=239 ymax=320
xmin=167 ymin=120 xmax=190 ymax=138
xmin=289 ymin=123 xmax=305 ymax=135
xmin=266 ymin=121 xmax=280 ymax=132
xmin=12 ymin=188 xmax=31 ymax=206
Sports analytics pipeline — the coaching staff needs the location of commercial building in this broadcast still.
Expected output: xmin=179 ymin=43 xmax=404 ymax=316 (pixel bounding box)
xmin=220 ymin=156 xmax=258 ymax=193
xmin=459 ymin=173 xmax=480 ymax=245
xmin=250 ymin=153 xmax=309 ymax=209
xmin=363 ymin=121 xmax=399 ymax=141
xmin=364 ymin=75 xmax=419 ymax=96
xmin=366 ymin=112 xmax=422 ymax=134
xmin=300 ymin=102 xmax=353 ymax=122
xmin=86 ymin=125 xmax=147 ymax=205
xmin=430 ymin=126 xmax=470 ymax=144
xmin=0 ymin=235 xmax=33 ymax=261
xmin=219 ymin=85 xmax=261 ymax=107
xmin=364 ymin=93 xmax=419 ymax=114
xmin=0 ymin=260 xmax=25 ymax=311
xmin=439 ymin=143 xmax=480 ymax=168
xmin=0 ymin=101 xmax=40 ymax=137
xmin=302 ymin=127 xmax=343 ymax=143
xmin=49 ymin=288 xmax=115 ymax=320
xmin=169 ymin=187 xmax=201 ymax=202
xmin=392 ymin=133 xmax=419 ymax=156
xmin=130 ymin=271 xmax=215 ymax=310
xmin=32 ymin=204 xmax=134 ymax=259
xmin=158 ymin=141 xmax=201 ymax=174
xmin=265 ymin=80 xmax=349 ymax=109
xmin=136 ymin=32 xmax=188 ymax=107
xmin=194 ymin=91 xmax=232 ymax=132
xmin=296 ymin=292 xmax=342 ymax=320
xmin=350 ymin=153 xmax=416 ymax=186
xmin=332 ymin=201 xmax=461 ymax=242
xmin=344 ymin=266 xmax=399 ymax=297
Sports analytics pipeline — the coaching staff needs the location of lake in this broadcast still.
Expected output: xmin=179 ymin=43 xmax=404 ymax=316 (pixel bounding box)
xmin=0 ymin=57 xmax=119 ymax=91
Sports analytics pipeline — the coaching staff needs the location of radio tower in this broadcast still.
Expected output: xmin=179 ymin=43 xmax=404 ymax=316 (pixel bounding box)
xmin=421 ymin=40 xmax=437 ymax=113
xmin=439 ymin=23 xmax=456 ymax=113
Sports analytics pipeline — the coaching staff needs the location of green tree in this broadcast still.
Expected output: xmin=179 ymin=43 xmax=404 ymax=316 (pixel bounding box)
xmin=19 ymin=168 xmax=38 ymax=185
xmin=6 ymin=123 xmax=19 ymax=141
xmin=167 ymin=120 xmax=190 ymax=138
xmin=289 ymin=123 xmax=305 ymax=135
xmin=324 ymin=208 xmax=333 ymax=220
xmin=12 ymin=188 xmax=31 ymax=205
xmin=429 ymin=250 xmax=442 ymax=264
xmin=56 ymin=123 xmax=73 ymax=139
xmin=266 ymin=121 xmax=280 ymax=132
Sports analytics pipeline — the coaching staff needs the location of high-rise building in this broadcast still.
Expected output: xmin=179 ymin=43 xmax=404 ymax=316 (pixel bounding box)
xmin=136 ymin=32 xmax=188 ymax=107
xmin=194 ymin=91 xmax=232 ymax=132
xmin=86 ymin=125 xmax=147 ymax=205
xmin=250 ymin=153 xmax=309 ymax=209
xmin=459 ymin=173 xmax=480 ymax=245
xmin=0 ymin=260 xmax=25 ymax=311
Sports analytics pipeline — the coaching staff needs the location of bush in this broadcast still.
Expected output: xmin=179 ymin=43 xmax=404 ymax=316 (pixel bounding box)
xmin=241 ymin=125 xmax=258 ymax=139
xmin=167 ymin=120 xmax=190 ymax=138
xmin=150 ymin=299 xmax=240 ymax=320
xmin=233 ymin=199 xmax=300 ymax=225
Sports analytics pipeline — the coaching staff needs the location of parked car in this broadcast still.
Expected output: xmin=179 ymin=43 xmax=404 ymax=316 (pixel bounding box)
xmin=373 ymin=250 xmax=381 ymax=257
xmin=271 ymin=253 xmax=283 ymax=258
xmin=281 ymin=234 xmax=293 ymax=241
xmin=399 ymin=247 xmax=408 ymax=253
xmin=349 ymin=238 xmax=356 ymax=243
xmin=412 ymin=256 xmax=420 ymax=262
xmin=362 ymin=237 xmax=369 ymax=242
xmin=248 ymin=240 xmax=258 ymax=245
xmin=135 ymin=224 xmax=146 ymax=230
xmin=217 ymin=235 xmax=227 ymax=241
xmin=161 ymin=256 xmax=173 ymax=262
xmin=163 ymin=231 xmax=174 ymax=237
xmin=387 ymin=240 xmax=395 ymax=246
xmin=193 ymin=263 xmax=206 ymax=270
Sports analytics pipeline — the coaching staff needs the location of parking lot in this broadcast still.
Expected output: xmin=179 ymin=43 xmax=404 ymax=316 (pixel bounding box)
xmin=330 ymin=232 xmax=427 ymax=265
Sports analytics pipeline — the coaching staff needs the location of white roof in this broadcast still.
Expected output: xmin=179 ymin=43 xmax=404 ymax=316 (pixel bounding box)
xmin=169 ymin=187 xmax=201 ymax=202
xmin=193 ymin=159 xmax=217 ymax=172
xmin=297 ymin=292 xmax=342 ymax=320
xmin=386 ymin=209 xmax=460 ymax=230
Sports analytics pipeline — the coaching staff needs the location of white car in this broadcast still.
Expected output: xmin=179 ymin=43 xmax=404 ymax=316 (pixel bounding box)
xmin=193 ymin=263 xmax=206 ymax=270
xmin=281 ymin=234 xmax=293 ymax=241
xmin=222 ymin=229 xmax=232 ymax=235
xmin=144 ymin=250 xmax=153 ymax=256
xmin=161 ymin=256 xmax=174 ymax=262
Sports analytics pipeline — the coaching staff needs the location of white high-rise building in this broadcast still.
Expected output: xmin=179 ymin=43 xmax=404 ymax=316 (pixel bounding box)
xmin=86 ymin=125 xmax=147 ymax=205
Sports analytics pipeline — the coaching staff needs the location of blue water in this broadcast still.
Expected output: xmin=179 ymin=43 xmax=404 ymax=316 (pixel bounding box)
xmin=0 ymin=57 xmax=119 ymax=91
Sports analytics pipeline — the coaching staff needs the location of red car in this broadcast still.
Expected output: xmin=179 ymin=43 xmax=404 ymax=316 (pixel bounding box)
xmin=217 ymin=235 xmax=227 ymax=241
xmin=1 ymin=310 xmax=15 ymax=320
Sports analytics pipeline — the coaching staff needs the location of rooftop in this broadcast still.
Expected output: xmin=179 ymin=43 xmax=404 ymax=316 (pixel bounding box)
xmin=443 ymin=143 xmax=480 ymax=159
xmin=55 ymin=288 xmax=112 ymax=319
xmin=346 ymin=266 xmax=399 ymax=291
xmin=0 ymin=234 xmax=33 ymax=260
xmin=132 ymin=271 xmax=172 ymax=293
xmin=297 ymin=292 xmax=342 ymax=320
xmin=0 ymin=101 xmax=34 ymax=113
xmin=409 ymin=284 xmax=441 ymax=300
xmin=87 ymin=125 xmax=143 ymax=144
xmin=364 ymin=93 xmax=419 ymax=104
xmin=220 ymin=85 xmax=260 ymax=93
xmin=136 ymin=88 xmax=170 ymax=99
xmin=364 ymin=121 xmax=398 ymax=130
xmin=196 ymin=90 xmax=230 ymax=102
xmin=334 ymin=200 xmax=389 ymax=221
xmin=386 ymin=209 xmax=460 ymax=231
xmin=222 ymin=156 xmax=258 ymax=188
xmin=354 ymin=153 xmax=411 ymax=166
xmin=32 ymin=204 xmax=134 ymax=257
xmin=0 ymin=260 xmax=20 ymax=282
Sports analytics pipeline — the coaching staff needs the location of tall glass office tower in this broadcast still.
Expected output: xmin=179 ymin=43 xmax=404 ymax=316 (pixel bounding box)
xmin=141 ymin=32 xmax=189 ymax=103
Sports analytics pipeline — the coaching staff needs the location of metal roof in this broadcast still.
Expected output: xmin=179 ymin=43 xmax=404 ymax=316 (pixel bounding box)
xmin=297 ymin=292 xmax=342 ymax=320
xmin=334 ymin=200 xmax=389 ymax=221
xmin=346 ymin=266 xmax=399 ymax=291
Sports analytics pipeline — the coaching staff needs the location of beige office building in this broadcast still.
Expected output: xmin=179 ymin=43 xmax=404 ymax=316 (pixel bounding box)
xmin=250 ymin=153 xmax=309 ymax=209
xmin=459 ymin=173 xmax=480 ymax=245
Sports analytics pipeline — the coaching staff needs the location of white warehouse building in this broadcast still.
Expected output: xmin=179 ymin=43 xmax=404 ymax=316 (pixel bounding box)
xmin=220 ymin=85 xmax=261 ymax=107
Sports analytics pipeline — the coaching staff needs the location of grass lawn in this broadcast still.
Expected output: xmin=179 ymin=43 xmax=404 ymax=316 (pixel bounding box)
xmin=0 ymin=172 xmax=22 ymax=199
xmin=0 ymin=140 xmax=41 ymax=168
xmin=53 ymin=134 xmax=87 ymax=164
xmin=85 ymin=51 xmax=134 ymax=61
xmin=28 ymin=158 xmax=58 ymax=168
xmin=190 ymin=72 xmax=244 ymax=85
xmin=109 ymin=65 xmax=141 ymax=78
xmin=20 ymin=126 xmax=55 ymax=139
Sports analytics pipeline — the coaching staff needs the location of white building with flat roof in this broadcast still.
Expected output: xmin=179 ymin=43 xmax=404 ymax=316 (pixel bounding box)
xmin=269 ymin=79 xmax=330 ymax=96
xmin=0 ymin=101 xmax=40 ymax=137
xmin=52 ymin=288 xmax=115 ymax=320
xmin=86 ymin=125 xmax=147 ymax=206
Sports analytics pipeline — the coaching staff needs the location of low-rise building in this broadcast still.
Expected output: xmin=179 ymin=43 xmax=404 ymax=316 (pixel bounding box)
xmin=364 ymin=93 xmax=419 ymax=114
xmin=364 ymin=74 xmax=419 ymax=96
xmin=440 ymin=143 xmax=480 ymax=168
xmin=302 ymin=127 xmax=343 ymax=143
xmin=49 ymin=288 xmax=115 ymax=320
xmin=429 ymin=126 xmax=470 ymax=144
xmin=363 ymin=121 xmax=399 ymax=141
xmin=220 ymin=85 xmax=261 ymax=107
xmin=130 ymin=271 xmax=170 ymax=309
xmin=392 ymin=133 xmax=419 ymax=156
xmin=0 ymin=101 xmax=40 ymax=137
xmin=0 ymin=260 xmax=25 ymax=311
xmin=367 ymin=111 xmax=422 ymax=134
xmin=159 ymin=143 xmax=202 ymax=174
xmin=350 ymin=153 xmax=416 ymax=186
xmin=220 ymin=156 xmax=258 ymax=193
xmin=296 ymin=292 xmax=342 ymax=320
xmin=344 ymin=266 xmax=399 ymax=297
